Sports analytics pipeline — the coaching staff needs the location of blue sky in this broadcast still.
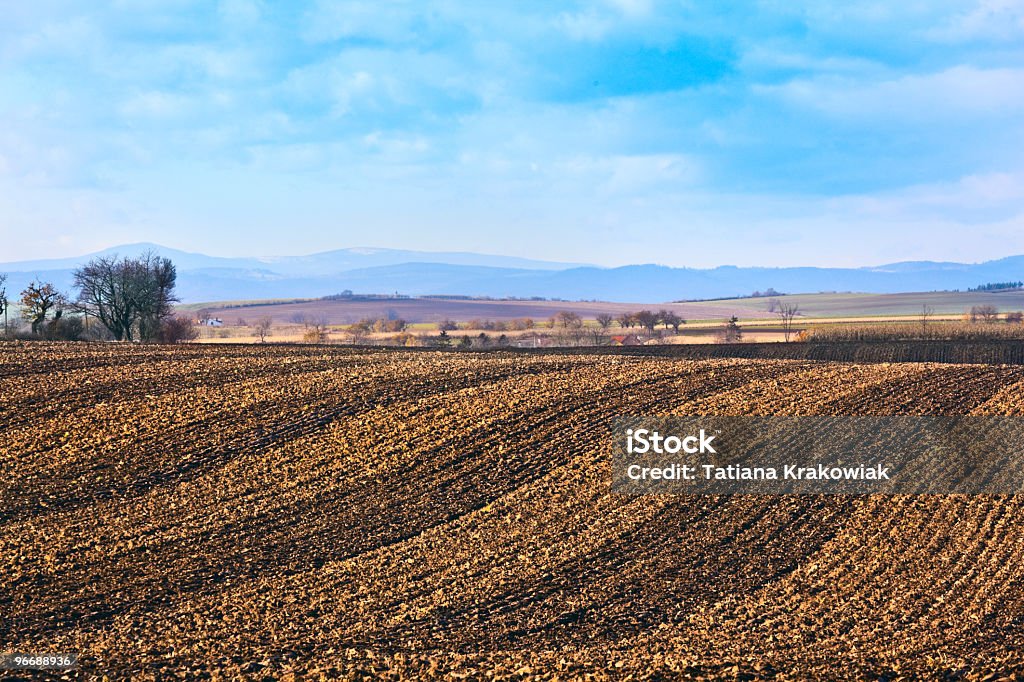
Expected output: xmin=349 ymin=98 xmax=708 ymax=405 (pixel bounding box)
xmin=1 ymin=0 xmax=1022 ymax=267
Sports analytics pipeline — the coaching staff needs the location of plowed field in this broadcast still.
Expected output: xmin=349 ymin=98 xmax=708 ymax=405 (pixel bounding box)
xmin=3 ymin=342 xmax=1024 ymax=680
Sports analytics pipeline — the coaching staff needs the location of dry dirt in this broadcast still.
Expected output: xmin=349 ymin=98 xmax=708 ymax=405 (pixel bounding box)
xmin=3 ymin=342 xmax=1024 ymax=680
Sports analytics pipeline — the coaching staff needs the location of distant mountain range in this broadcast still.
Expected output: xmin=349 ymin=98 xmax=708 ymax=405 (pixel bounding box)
xmin=1 ymin=243 xmax=1022 ymax=303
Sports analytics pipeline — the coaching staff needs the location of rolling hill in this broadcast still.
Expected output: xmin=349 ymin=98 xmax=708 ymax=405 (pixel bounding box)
xmin=4 ymin=343 xmax=1024 ymax=678
xmin=1 ymin=243 xmax=1022 ymax=303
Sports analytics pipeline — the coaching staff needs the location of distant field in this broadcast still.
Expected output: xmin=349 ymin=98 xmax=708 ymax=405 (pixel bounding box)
xmin=183 ymin=290 xmax=1024 ymax=328
xmin=690 ymin=289 xmax=1024 ymax=318
xmin=190 ymin=297 xmax=777 ymax=325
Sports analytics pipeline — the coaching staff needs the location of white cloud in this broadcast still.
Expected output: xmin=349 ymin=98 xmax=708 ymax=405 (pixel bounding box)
xmin=556 ymin=0 xmax=661 ymax=41
xmin=361 ymin=131 xmax=430 ymax=156
xmin=4 ymin=16 xmax=100 ymax=60
xmin=758 ymin=66 xmax=1024 ymax=121
xmin=218 ymin=0 xmax=263 ymax=28
xmin=329 ymin=70 xmax=375 ymax=116
xmin=737 ymin=46 xmax=885 ymax=76
xmin=244 ymin=142 xmax=334 ymax=172
xmin=605 ymin=0 xmax=654 ymax=18
xmin=301 ymin=0 xmax=423 ymax=44
xmin=557 ymin=10 xmax=614 ymax=41
xmin=927 ymin=0 xmax=1024 ymax=42
xmin=828 ymin=172 xmax=1024 ymax=220
xmin=280 ymin=47 xmax=481 ymax=119
xmin=554 ymin=153 xmax=700 ymax=193
xmin=119 ymin=91 xmax=196 ymax=119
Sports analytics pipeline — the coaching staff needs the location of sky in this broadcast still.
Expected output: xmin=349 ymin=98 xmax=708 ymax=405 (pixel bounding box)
xmin=0 ymin=0 xmax=1022 ymax=268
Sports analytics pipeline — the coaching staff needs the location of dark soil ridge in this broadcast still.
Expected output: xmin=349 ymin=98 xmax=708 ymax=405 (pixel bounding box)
xmin=503 ymin=340 xmax=1024 ymax=365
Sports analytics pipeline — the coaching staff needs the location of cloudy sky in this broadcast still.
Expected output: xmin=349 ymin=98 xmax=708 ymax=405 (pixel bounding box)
xmin=1 ymin=1 xmax=1022 ymax=267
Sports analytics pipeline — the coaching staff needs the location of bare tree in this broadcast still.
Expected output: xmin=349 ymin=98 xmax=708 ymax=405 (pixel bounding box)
xmin=301 ymin=314 xmax=330 ymax=343
xmin=615 ymin=313 xmax=634 ymax=329
xmin=348 ymin=324 xmax=369 ymax=345
xmin=596 ymin=313 xmax=614 ymax=330
xmin=555 ymin=310 xmax=583 ymax=329
xmin=20 ymin=281 xmax=64 ymax=335
xmin=158 ymin=316 xmax=199 ymax=343
xmin=0 ymin=273 xmax=7 ymax=335
xmin=660 ymin=311 xmax=685 ymax=333
xmin=778 ymin=302 xmax=800 ymax=342
xmin=383 ymin=318 xmax=407 ymax=333
xmin=919 ymin=304 xmax=935 ymax=333
xmin=138 ymin=255 xmax=177 ymax=341
xmin=303 ymin=321 xmax=329 ymax=344
xmin=73 ymin=252 xmax=179 ymax=341
xmin=970 ymin=305 xmax=999 ymax=323
xmin=633 ymin=310 xmax=659 ymax=334
xmin=254 ymin=316 xmax=273 ymax=343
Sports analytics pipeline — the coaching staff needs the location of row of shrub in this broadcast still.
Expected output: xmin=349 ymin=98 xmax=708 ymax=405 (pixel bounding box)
xmin=1 ymin=314 xmax=199 ymax=343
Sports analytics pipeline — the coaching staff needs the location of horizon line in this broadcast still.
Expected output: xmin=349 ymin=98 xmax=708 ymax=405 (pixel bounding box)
xmin=1 ymin=240 xmax=1019 ymax=273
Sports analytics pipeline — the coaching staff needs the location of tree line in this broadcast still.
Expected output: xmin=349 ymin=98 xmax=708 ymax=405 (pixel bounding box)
xmin=969 ymin=281 xmax=1023 ymax=292
xmin=0 ymin=251 xmax=192 ymax=342
xmin=599 ymin=310 xmax=686 ymax=333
